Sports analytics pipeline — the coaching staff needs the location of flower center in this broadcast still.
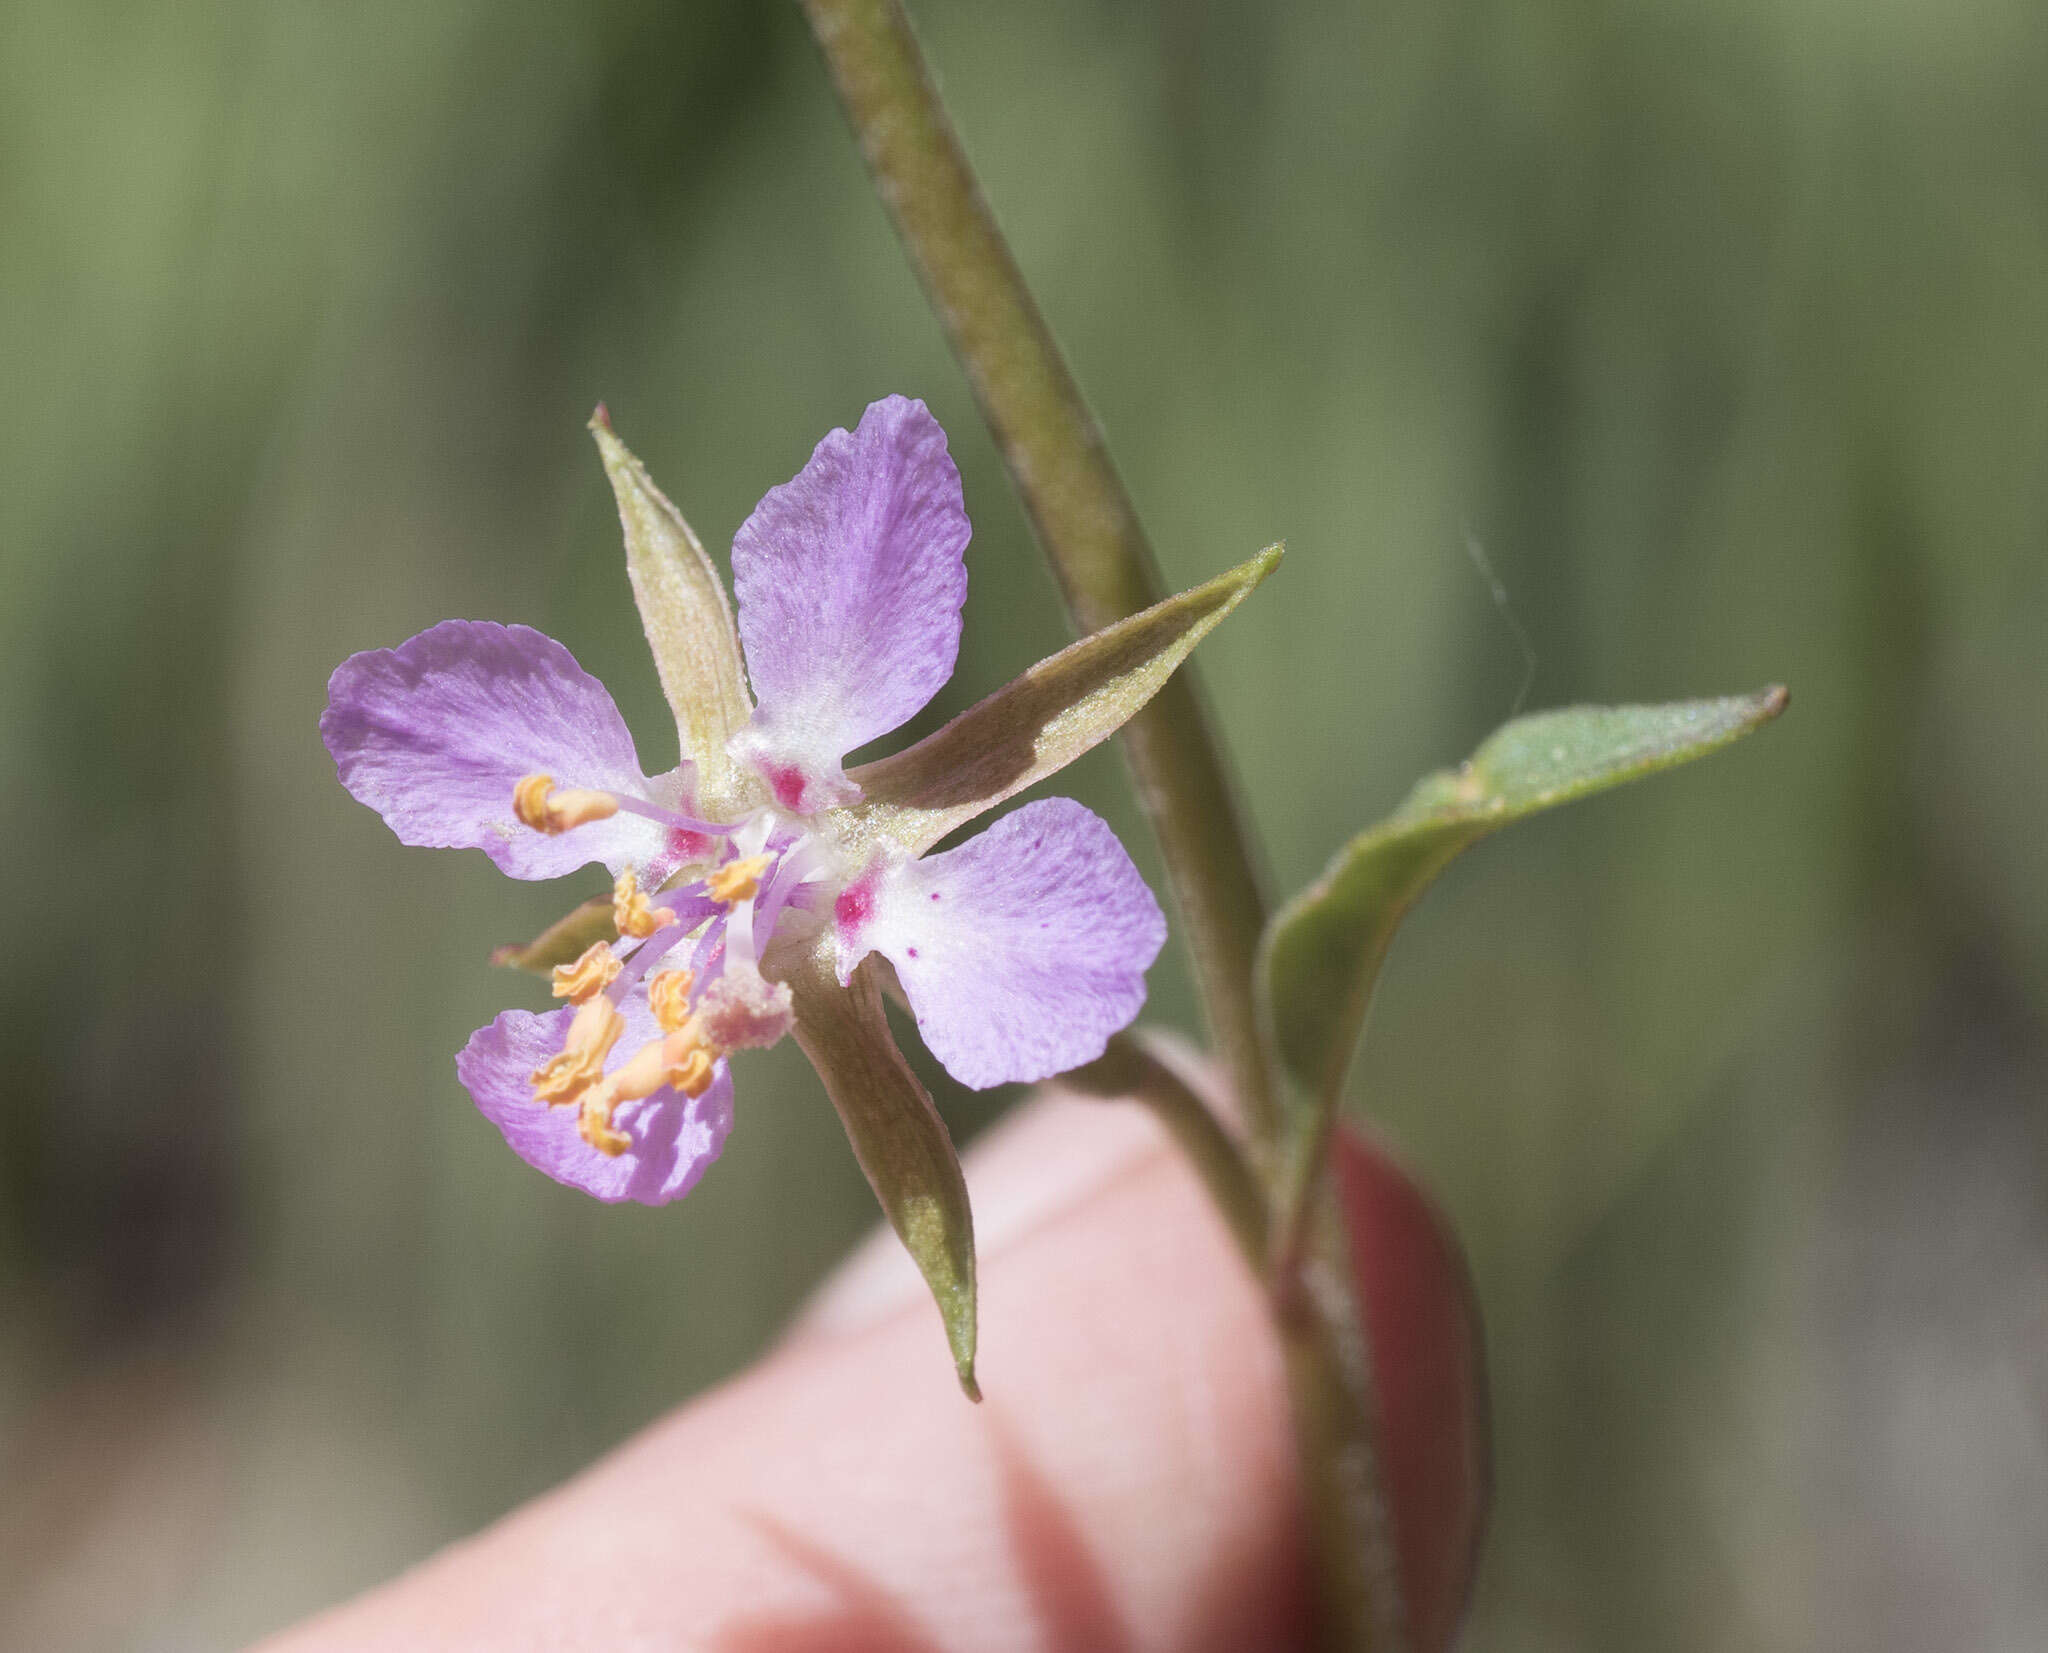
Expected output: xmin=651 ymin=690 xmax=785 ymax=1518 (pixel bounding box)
xmin=514 ymin=778 xmax=833 ymax=1155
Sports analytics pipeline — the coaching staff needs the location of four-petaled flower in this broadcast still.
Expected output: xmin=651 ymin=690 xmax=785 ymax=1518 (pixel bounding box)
xmin=322 ymin=396 xmax=1275 ymax=1388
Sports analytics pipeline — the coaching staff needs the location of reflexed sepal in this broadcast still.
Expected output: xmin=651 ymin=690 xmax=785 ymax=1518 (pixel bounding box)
xmin=590 ymin=410 xmax=755 ymax=812
xmin=846 ymin=545 xmax=1283 ymax=854
xmin=788 ymin=949 xmax=980 ymax=1398
xmin=490 ymin=896 xmax=618 ymax=976
xmin=1259 ymin=688 xmax=1789 ymax=1118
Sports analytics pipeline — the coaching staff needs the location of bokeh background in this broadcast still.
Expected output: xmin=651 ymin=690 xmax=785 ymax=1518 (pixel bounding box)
xmin=4 ymin=0 xmax=2045 ymax=1647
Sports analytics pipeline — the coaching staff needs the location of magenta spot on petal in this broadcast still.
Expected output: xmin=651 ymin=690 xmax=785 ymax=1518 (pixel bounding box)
xmin=766 ymin=762 xmax=810 ymax=812
xmin=907 ymin=946 xmax=919 ymax=958
xmin=668 ymin=826 xmax=714 ymax=862
xmin=834 ymin=875 xmax=876 ymax=934
xmin=930 ymin=891 xmax=941 ymax=901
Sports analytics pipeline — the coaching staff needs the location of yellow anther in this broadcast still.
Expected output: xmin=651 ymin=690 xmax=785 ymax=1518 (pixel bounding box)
xmin=512 ymin=773 xmax=556 ymax=829
xmin=706 ymin=854 xmax=773 ymax=906
xmin=572 ymin=1028 xmax=718 ymax=1154
xmin=667 ymin=1043 xmax=717 ymax=1098
xmin=530 ymin=996 xmax=625 ymax=1106
xmin=647 ymin=969 xmax=696 ymax=1033
xmin=578 ymin=1090 xmax=632 ymax=1157
xmin=551 ymin=941 xmax=622 ymax=1004
xmin=513 ymin=772 xmax=620 ymax=835
xmin=612 ymin=868 xmax=678 ymax=940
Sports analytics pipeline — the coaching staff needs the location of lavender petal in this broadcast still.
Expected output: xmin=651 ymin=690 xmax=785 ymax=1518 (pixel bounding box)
xmin=729 ymin=397 xmax=969 ymax=811
xmin=837 ymin=797 xmax=1166 ymax=1088
xmin=322 ymin=619 xmax=677 ymax=879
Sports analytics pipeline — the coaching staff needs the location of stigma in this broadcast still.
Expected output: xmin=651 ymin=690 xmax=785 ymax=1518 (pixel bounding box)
xmin=513 ymin=773 xmax=620 ymax=834
xmin=522 ymin=823 xmax=814 ymax=1160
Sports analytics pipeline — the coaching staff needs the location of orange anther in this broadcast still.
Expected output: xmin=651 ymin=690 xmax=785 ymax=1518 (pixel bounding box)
xmin=705 ymin=854 xmax=773 ymax=906
xmin=612 ymin=868 xmax=678 ymax=940
xmin=647 ymin=969 xmax=697 ymax=1033
xmin=551 ymin=941 xmax=622 ymax=1004
xmin=514 ymin=773 xmax=619 ymax=835
xmin=530 ymin=996 xmax=625 ymax=1106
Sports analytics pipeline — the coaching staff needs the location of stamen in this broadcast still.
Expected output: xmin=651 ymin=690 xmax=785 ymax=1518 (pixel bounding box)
xmin=667 ymin=1041 xmax=717 ymax=1098
xmin=578 ymin=1089 xmax=632 ymax=1157
xmin=530 ymin=996 xmax=625 ymax=1106
xmin=512 ymin=773 xmax=554 ymax=828
xmin=723 ymin=890 xmax=761 ymax=976
xmin=514 ymin=773 xmax=620 ymax=834
xmin=576 ymin=1027 xmax=721 ymax=1155
xmin=551 ymin=941 xmax=622 ymax=1004
xmin=607 ymin=794 xmax=738 ymax=840
xmin=706 ymin=854 xmax=773 ymax=906
xmin=647 ymin=968 xmax=696 ymax=1033
xmin=612 ymin=868 xmax=678 ymax=940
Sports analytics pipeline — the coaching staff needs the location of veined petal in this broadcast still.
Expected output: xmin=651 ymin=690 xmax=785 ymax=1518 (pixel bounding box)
xmin=455 ymin=997 xmax=733 ymax=1206
xmin=321 ymin=620 xmax=677 ymax=880
xmin=730 ymin=396 xmax=970 ymax=811
xmin=837 ymin=798 xmax=1166 ymax=1090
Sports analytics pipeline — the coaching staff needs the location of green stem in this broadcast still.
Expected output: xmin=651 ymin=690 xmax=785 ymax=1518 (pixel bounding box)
xmin=1278 ymin=1200 xmax=1410 ymax=1653
xmin=1065 ymin=1032 xmax=1268 ymax=1268
xmin=797 ymin=0 xmax=1276 ymax=1149
xmin=1269 ymin=1101 xmax=1335 ymax=1291
xmin=798 ymin=6 xmax=1401 ymax=1644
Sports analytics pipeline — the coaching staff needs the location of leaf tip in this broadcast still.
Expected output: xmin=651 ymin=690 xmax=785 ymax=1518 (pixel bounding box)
xmin=1757 ymin=683 xmax=1790 ymax=721
xmin=588 ymin=409 xmax=636 ymax=484
xmin=945 ymin=1289 xmax=980 ymax=1400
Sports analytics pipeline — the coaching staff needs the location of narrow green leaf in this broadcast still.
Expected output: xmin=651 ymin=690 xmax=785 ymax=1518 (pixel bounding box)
xmin=788 ymin=949 xmax=980 ymax=1399
xmin=1260 ymin=688 xmax=1789 ymax=1112
xmin=489 ymin=896 xmax=616 ymax=976
xmin=590 ymin=409 xmax=755 ymax=813
xmin=846 ymin=544 xmax=1282 ymax=854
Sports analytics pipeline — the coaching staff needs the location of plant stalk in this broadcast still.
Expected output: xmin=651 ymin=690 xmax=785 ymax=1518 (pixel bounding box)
xmin=797 ymin=5 xmax=1401 ymax=1644
xmin=1065 ymin=1032 xmax=1268 ymax=1268
xmin=797 ymin=0 xmax=1276 ymax=1149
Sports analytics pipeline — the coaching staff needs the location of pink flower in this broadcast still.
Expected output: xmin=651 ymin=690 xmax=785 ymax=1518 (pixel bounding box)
xmin=322 ymin=396 xmax=1274 ymax=1386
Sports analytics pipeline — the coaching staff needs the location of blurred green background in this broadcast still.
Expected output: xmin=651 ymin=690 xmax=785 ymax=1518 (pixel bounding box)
xmin=4 ymin=0 xmax=2045 ymax=1646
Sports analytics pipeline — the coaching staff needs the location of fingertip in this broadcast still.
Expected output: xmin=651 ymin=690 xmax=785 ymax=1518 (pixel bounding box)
xmin=260 ymin=1090 xmax=1309 ymax=1652
xmin=788 ymin=1088 xmax=1174 ymax=1345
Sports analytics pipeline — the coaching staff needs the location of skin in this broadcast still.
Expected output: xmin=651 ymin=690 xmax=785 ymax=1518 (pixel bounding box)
xmin=256 ymin=1088 xmax=1314 ymax=1653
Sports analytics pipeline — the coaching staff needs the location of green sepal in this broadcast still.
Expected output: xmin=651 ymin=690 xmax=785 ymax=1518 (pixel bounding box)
xmin=788 ymin=949 xmax=980 ymax=1399
xmin=846 ymin=545 xmax=1282 ymax=855
xmin=590 ymin=409 xmax=755 ymax=815
xmin=489 ymin=897 xmax=617 ymax=976
xmin=1259 ymin=688 xmax=1789 ymax=1119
